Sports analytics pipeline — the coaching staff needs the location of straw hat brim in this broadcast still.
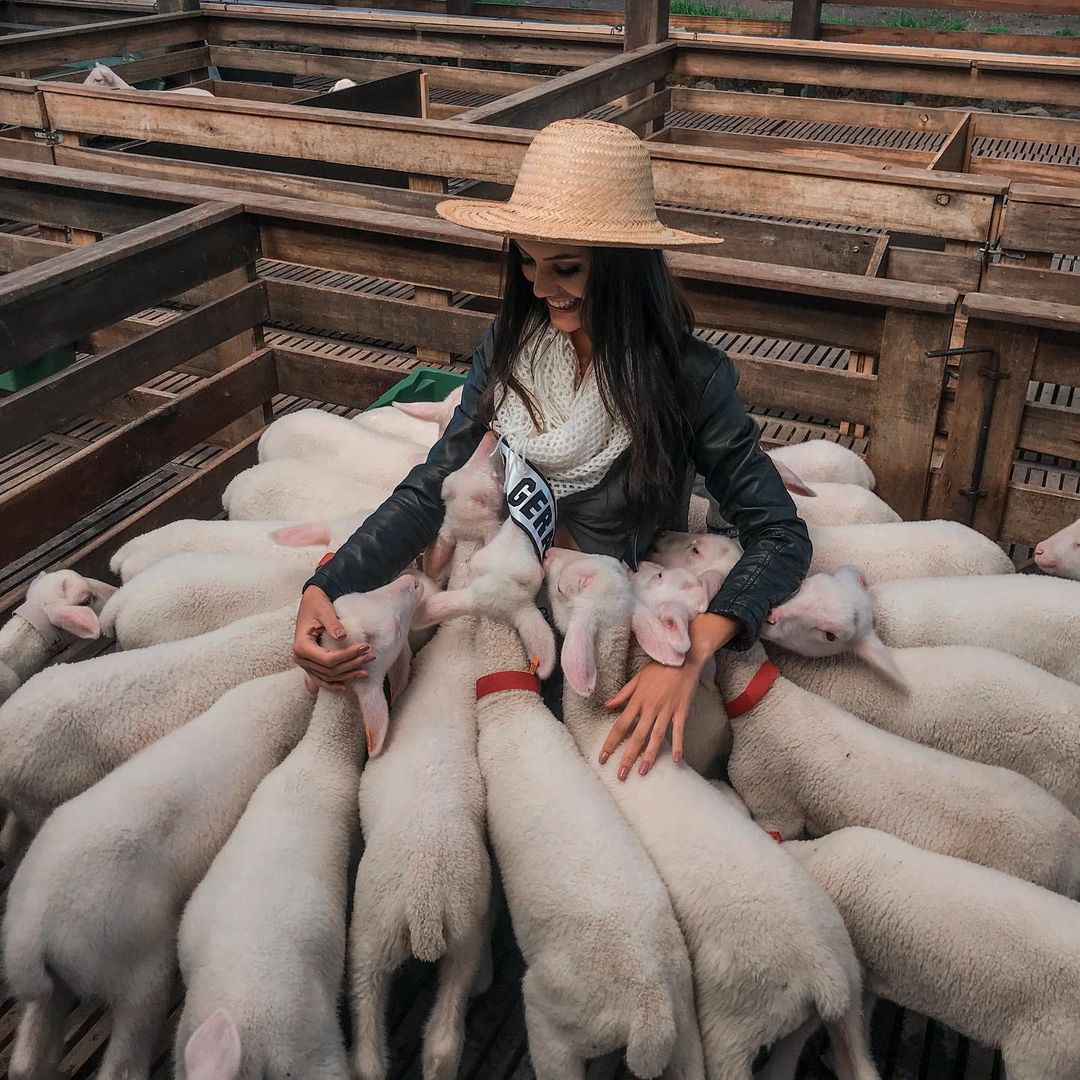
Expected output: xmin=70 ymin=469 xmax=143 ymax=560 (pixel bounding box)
xmin=435 ymin=197 xmax=723 ymax=249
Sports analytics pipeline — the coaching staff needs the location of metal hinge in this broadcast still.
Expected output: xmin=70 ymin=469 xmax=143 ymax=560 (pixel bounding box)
xmin=32 ymin=130 xmax=62 ymax=144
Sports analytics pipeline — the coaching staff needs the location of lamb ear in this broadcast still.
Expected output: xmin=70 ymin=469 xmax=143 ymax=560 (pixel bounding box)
xmin=423 ymin=535 xmax=456 ymax=586
xmin=44 ymin=603 xmax=101 ymax=640
xmin=184 ymin=1009 xmax=242 ymax=1080
xmin=87 ymin=579 xmax=118 ymax=606
xmin=698 ymin=569 xmax=724 ymax=603
xmin=773 ymin=461 xmax=817 ymax=498
xmin=393 ymin=401 xmax=442 ymax=421
xmin=353 ymin=681 xmax=391 ymax=757
xmin=631 ymin=609 xmax=686 ymax=667
xmin=387 ymin=642 xmax=412 ymax=705
xmin=561 ymin=609 xmax=598 ymax=695
xmin=852 ymin=632 xmax=909 ymax=692
xmin=270 ymin=522 xmax=332 ymax=547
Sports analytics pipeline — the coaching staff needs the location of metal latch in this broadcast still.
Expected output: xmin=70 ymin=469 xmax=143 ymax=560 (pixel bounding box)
xmin=32 ymin=130 xmax=62 ymax=144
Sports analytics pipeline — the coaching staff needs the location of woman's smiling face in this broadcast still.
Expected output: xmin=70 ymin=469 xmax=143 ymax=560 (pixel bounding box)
xmin=515 ymin=239 xmax=591 ymax=334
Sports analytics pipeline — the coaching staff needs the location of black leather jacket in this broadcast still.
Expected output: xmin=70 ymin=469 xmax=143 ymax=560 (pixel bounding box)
xmin=306 ymin=326 xmax=812 ymax=650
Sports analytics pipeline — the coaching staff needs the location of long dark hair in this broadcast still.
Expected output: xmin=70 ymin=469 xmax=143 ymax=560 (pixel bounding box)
xmin=477 ymin=241 xmax=696 ymax=510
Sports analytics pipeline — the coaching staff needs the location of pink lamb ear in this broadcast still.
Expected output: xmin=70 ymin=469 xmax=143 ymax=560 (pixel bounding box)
xmin=697 ymin=569 xmax=724 ymax=602
xmin=423 ymin=535 xmax=455 ymax=586
xmin=852 ymin=633 xmax=909 ymax=692
xmin=561 ymin=611 xmax=598 ymax=695
xmin=631 ymin=609 xmax=688 ymax=667
xmin=773 ymin=461 xmax=817 ymax=498
xmin=393 ymin=401 xmax=442 ymax=421
xmin=184 ymin=1010 xmax=242 ymax=1080
xmin=353 ymin=681 xmax=391 ymax=757
xmin=44 ymin=603 xmax=101 ymax=640
xmin=270 ymin=523 xmax=332 ymax=547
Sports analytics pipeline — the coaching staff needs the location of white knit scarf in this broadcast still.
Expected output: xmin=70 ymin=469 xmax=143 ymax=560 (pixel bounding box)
xmin=492 ymin=325 xmax=631 ymax=499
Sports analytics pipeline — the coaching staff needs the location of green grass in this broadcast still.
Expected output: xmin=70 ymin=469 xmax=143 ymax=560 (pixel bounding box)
xmin=1053 ymin=26 xmax=1078 ymax=36
xmin=983 ymin=22 xmax=1012 ymax=34
xmin=669 ymin=0 xmax=755 ymax=18
xmin=824 ymin=11 xmax=969 ymax=31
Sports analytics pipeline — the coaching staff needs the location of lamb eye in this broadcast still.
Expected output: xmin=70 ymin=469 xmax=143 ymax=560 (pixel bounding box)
xmin=824 ymin=631 xmax=837 ymax=642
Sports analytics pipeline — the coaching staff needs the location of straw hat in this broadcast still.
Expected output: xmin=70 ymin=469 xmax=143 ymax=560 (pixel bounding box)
xmin=435 ymin=118 xmax=722 ymax=249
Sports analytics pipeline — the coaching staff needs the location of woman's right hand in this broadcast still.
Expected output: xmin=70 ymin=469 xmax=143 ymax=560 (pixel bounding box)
xmin=293 ymin=585 xmax=373 ymax=695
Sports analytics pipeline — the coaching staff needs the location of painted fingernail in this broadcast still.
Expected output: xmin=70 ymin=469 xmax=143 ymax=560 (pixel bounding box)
xmin=599 ymin=751 xmax=610 ymax=765
xmin=673 ymin=752 xmax=682 ymax=764
xmin=332 ymin=628 xmax=346 ymax=639
xmin=617 ymin=766 xmax=629 ymax=782
xmin=638 ymin=761 xmax=650 ymax=777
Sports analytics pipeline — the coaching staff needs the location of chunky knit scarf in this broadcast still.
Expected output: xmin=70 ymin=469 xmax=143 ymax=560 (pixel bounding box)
xmin=493 ymin=325 xmax=631 ymax=499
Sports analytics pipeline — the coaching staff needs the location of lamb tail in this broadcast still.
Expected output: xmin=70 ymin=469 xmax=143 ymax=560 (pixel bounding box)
xmin=625 ymin=986 xmax=677 ymax=1080
xmin=406 ymin=891 xmax=447 ymax=963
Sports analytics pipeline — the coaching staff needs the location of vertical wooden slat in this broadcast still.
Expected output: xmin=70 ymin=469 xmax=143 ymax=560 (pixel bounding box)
xmin=969 ymin=322 xmax=1039 ymax=538
xmin=409 ymin=172 xmax=453 ymax=365
xmin=866 ymin=309 xmax=951 ymax=519
xmin=624 ymin=0 xmax=668 ymax=137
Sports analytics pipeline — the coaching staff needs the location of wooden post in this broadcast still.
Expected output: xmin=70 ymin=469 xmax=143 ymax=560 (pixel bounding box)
xmin=624 ymin=0 xmax=669 ymax=137
xmin=409 ymin=173 xmax=452 ymax=366
xmin=785 ymin=0 xmax=821 ymax=97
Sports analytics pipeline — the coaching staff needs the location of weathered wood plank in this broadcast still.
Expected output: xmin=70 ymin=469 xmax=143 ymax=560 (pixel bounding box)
xmin=0 ymin=228 xmax=70 ymax=270
xmin=733 ymin=352 xmax=871 ymax=422
xmin=999 ymin=484 xmax=1080 ymax=549
xmin=0 ymin=282 xmax=267 ymax=456
xmin=928 ymin=113 xmax=970 ymax=173
xmin=1019 ymin=401 xmax=1080 ymax=463
xmin=275 ymin=346 xmax=419 ymax=410
xmin=453 ymin=42 xmax=674 ymax=129
xmin=962 ymin=293 xmax=1080 ymax=335
xmin=0 ymin=350 xmax=277 ymax=568
xmin=49 ymin=44 xmax=211 ymax=84
xmin=0 ymin=202 xmax=259 ymax=372
xmin=867 ymin=310 xmax=950 ymax=518
xmin=264 ymin=278 xmax=491 ymax=356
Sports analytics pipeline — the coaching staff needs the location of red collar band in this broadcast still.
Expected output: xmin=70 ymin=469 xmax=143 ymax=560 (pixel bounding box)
xmin=317 ymin=550 xmax=336 ymax=568
xmin=724 ymin=660 xmax=781 ymax=719
xmin=476 ymin=669 xmax=542 ymax=700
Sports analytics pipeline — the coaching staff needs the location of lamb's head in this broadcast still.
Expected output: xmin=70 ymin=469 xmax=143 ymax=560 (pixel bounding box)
xmin=1034 ymin=518 xmax=1080 ymax=580
xmin=83 ymin=63 xmax=130 ymax=90
xmin=629 ymin=561 xmax=722 ymax=667
xmin=762 ymin=566 xmax=908 ymax=691
xmin=544 ymin=549 xmax=632 ymax=695
xmin=330 ymin=77 xmax=357 ymax=91
xmin=652 ymin=531 xmax=743 ymax=579
xmin=184 ymin=1009 xmax=242 ymax=1080
xmin=332 ymin=574 xmax=425 ymax=756
xmin=18 ymin=569 xmax=117 ymax=642
xmin=426 ymin=431 xmax=504 ymax=582
xmin=394 ymin=385 xmax=463 ymax=433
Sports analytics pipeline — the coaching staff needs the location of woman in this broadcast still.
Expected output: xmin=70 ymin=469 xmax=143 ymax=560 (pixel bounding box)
xmin=293 ymin=118 xmax=810 ymax=780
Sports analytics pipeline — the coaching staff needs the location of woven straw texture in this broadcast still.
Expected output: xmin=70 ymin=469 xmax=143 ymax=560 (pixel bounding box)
xmin=436 ymin=119 xmax=723 ymax=248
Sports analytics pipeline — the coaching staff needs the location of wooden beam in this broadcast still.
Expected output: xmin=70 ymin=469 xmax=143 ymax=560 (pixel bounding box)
xmin=605 ymin=87 xmax=670 ymax=133
xmin=927 ymin=113 xmax=971 ymax=173
xmin=999 ymin=484 xmax=1080 ymax=550
xmin=0 ymin=11 xmax=205 ymax=74
xmin=0 ymin=228 xmax=71 ymax=270
xmin=0 ymin=202 xmax=259 ymax=372
xmin=48 ymin=44 xmax=211 ymax=84
xmin=789 ymin=0 xmax=821 ymax=40
xmin=0 ymin=282 xmax=267 ymax=456
xmin=275 ymin=346 xmax=429 ymax=410
xmin=731 ymin=352 xmax=870 ymax=422
xmin=0 ymin=350 xmax=277 ymax=568
xmin=265 ymin=278 xmax=491 ymax=356
xmin=962 ymin=293 xmax=1080 ymax=336
xmin=452 ymin=42 xmax=674 ymax=129
xmin=625 ymin=0 xmax=669 ymax=50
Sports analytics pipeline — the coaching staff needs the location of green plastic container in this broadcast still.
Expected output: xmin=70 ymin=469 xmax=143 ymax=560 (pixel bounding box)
xmin=0 ymin=344 xmax=76 ymax=393
xmin=366 ymin=367 xmax=466 ymax=411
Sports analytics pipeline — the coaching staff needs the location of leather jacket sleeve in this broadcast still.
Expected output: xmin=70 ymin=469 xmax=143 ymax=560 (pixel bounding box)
xmin=303 ymin=324 xmax=495 ymax=601
xmin=691 ymin=343 xmax=812 ymax=650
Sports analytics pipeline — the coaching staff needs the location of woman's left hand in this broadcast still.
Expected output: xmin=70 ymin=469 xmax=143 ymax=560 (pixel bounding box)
xmin=601 ymin=659 xmax=702 ymax=780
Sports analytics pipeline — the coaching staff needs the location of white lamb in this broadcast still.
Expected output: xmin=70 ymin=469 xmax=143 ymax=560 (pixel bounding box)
xmin=109 ymin=512 xmax=365 ymax=581
xmin=759 ymin=569 xmax=1080 ymax=813
xmin=258 ymin=408 xmax=427 ymax=489
xmin=547 ymin=550 xmax=878 ymax=1080
xmin=330 ymin=77 xmax=358 ymax=91
xmin=474 ymin=608 xmax=701 ymax=1077
xmin=867 ymin=574 xmax=1080 ymax=684
xmin=0 ymin=570 xmax=115 ymax=703
xmin=628 ymin=561 xmax=719 ymax=666
xmin=768 ymin=441 xmax=875 ymax=489
xmin=0 ymin=603 xmax=297 ymax=847
xmin=176 ymin=692 xmax=360 ymax=1080
xmin=788 ymin=827 xmax=1080 ymax=1080
xmin=1 ymin=670 xmax=313 ymax=1080
xmin=222 ymin=459 xmax=388 ymax=522
xmin=355 ymin=392 xmax=462 ymax=447
xmin=100 ymin=553 xmax=310 ymax=649
xmin=83 ymin=62 xmax=215 ymax=95
xmin=694 ymin=483 xmax=899 ymax=530
xmin=654 ymin=520 xmax=1014 ymax=585
xmin=350 ymin=546 xmax=491 ymax=1080
xmin=719 ymin=640 xmax=1080 ymax=896
xmin=1034 ymin=517 xmax=1080 ymax=579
